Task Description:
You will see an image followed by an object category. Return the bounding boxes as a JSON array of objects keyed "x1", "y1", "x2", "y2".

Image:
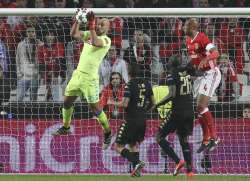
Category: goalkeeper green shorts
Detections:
[{"x1": 64, "y1": 70, "x2": 99, "y2": 103}]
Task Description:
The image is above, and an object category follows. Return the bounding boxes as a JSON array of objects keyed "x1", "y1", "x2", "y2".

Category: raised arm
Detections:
[
  {"x1": 87, "y1": 11, "x2": 110, "y2": 47},
  {"x1": 70, "y1": 21, "x2": 84, "y2": 41}
]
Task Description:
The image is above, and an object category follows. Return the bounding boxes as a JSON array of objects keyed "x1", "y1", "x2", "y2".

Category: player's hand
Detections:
[
  {"x1": 86, "y1": 11, "x2": 95, "y2": 30},
  {"x1": 73, "y1": 8, "x2": 80, "y2": 22},
  {"x1": 107, "y1": 99, "x2": 114, "y2": 105},
  {"x1": 86, "y1": 11, "x2": 95, "y2": 22}
]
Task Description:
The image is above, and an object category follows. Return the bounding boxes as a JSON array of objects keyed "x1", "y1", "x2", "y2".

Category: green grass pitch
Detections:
[{"x1": 0, "y1": 175, "x2": 249, "y2": 181}]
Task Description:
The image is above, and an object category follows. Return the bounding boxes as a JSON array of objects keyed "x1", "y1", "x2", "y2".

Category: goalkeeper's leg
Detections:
[
  {"x1": 90, "y1": 102, "x2": 111, "y2": 150},
  {"x1": 53, "y1": 96, "x2": 77, "y2": 135}
]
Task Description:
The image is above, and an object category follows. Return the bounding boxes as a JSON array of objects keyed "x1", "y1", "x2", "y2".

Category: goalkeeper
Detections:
[{"x1": 53, "y1": 10, "x2": 112, "y2": 150}]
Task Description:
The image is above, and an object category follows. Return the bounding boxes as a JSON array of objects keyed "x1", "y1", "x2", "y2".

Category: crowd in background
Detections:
[
  {"x1": 1, "y1": 0, "x2": 250, "y2": 8},
  {"x1": 0, "y1": 1, "x2": 250, "y2": 118}
]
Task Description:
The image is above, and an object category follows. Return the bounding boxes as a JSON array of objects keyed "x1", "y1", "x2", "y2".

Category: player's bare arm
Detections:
[
  {"x1": 198, "y1": 46, "x2": 219, "y2": 70},
  {"x1": 87, "y1": 11, "x2": 110, "y2": 47},
  {"x1": 70, "y1": 20, "x2": 84, "y2": 40}
]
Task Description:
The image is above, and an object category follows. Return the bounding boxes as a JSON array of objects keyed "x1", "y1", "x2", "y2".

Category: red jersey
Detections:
[
  {"x1": 186, "y1": 32, "x2": 213, "y2": 70},
  {"x1": 100, "y1": 84, "x2": 125, "y2": 119},
  {"x1": 37, "y1": 42, "x2": 65, "y2": 82}
]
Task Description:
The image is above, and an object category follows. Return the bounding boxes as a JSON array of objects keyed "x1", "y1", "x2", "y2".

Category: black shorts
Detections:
[
  {"x1": 115, "y1": 119, "x2": 146, "y2": 145},
  {"x1": 158, "y1": 110, "x2": 194, "y2": 138}
]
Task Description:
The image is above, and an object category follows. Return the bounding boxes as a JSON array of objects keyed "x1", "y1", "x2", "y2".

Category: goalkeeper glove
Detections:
[{"x1": 86, "y1": 11, "x2": 95, "y2": 30}]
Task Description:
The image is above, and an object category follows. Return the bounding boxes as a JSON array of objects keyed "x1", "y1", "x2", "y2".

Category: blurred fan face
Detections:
[
  {"x1": 16, "y1": 0, "x2": 27, "y2": 8},
  {"x1": 133, "y1": 30, "x2": 144, "y2": 44},
  {"x1": 107, "y1": 47, "x2": 117, "y2": 59},
  {"x1": 81, "y1": 0, "x2": 94, "y2": 8},
  {"x1": 96, "y1": 18, "x2": 110, "y2": 36},
  {"x1": 55, "y1": 0, "x2": 66, "y2": 8},
  {"x1": 26, "y1": 28, "x2": 36, "y2": 40},
  {"x1": 199, "y1": 0, "x2": 209, "y2": 7},
  {"x1": 35, "y1": 0, "x2": 45, "y2": 8},
  {"x1": 111, "y1": 73, "x2": 121, "y2": 87},
  {"x1": 25, "y1": 16, "x2": 37, "y2": 27},
  {"x1": 46, "y1": 33, "x2": 55, "y2": 45},
  {"x1": 228, "y1": 18, "x2": 237, "y2": 28}
]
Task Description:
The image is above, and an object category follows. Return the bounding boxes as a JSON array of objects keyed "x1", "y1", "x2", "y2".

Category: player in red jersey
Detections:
[{"x1": 184, "y1": 18, "x2": 221, "y2": 153}]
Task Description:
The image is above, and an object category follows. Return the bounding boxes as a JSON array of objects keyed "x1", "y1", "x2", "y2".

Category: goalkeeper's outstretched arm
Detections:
[
  {"x1": 87, "y1": 11, "x2": 110, "y2": 47},
  {"x1": 70, "y1": 21, "x2": 83, "y2": 40}
]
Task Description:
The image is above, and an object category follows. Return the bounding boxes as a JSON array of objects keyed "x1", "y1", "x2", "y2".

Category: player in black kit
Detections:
[
  {"x1": 152, "y1": 55, "x2": 194, "y2": 178},
  {"x1": 115, "y1": 63, "x2": 155, "y2": 177}
]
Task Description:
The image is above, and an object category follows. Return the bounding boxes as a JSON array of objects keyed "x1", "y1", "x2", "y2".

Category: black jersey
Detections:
[
  {"x1": 166, "y1": 69, "x2": 193, "y2": 111},
  {"x1": 124, "y1": 78, "x2": 153, "y2": 119}
]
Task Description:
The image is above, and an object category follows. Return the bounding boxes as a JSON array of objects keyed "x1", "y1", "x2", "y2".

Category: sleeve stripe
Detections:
[{"x1": 206, "y1": 43, "x2": 216, "y2": 51}]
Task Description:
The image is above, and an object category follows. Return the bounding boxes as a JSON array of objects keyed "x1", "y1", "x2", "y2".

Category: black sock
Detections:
[
  {"x1": 181, "y1": 142, "x2": 192, "y2": 172},
  {"x1": 131, "y1": 152, "x2": 139, "y2": 169},
  {"x1": 159, "y1": 139, "x2": 180, "y2": 164},
  {"x1": 121, "y1": 148, "x2": 139, "y2": 165}
]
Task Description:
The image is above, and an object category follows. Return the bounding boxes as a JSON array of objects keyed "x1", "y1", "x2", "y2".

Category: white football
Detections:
[{"x1": 76, "y1": 9, "x2": 89, "y2": 24}]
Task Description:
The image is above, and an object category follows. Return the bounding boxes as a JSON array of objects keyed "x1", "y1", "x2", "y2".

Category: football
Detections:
[{"x1": 76, "y1": 9, "x2": 89, "y2": 24}]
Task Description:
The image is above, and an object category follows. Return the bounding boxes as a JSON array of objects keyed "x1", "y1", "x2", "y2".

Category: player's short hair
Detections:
[
  {"x1": 128, "y1": 63, "x2": 140, "y2": 78},
  {"x1": 167, "y1": 54, "x2": 182, "y2": 69},
  {"x1": 185, "y1": 18, "x2": 199, "y2": 30}
]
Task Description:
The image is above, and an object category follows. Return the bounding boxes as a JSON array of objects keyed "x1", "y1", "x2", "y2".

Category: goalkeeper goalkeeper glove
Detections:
[{"x1": 86, "y1": 11, "x2": 95, "y2": 30}]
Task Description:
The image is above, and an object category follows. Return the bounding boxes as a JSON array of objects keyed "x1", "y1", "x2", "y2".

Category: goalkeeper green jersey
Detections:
[
  {"x1": 153, "y1": 85, "x2": 172, "y2": 119},
  {"x1": 77, "y1": 31, "x2": 111, "y2": 79}
]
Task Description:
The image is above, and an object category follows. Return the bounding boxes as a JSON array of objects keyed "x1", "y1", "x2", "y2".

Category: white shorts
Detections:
[{"x1": 193, "y1": 67, "x2": 221, "y2": 98}]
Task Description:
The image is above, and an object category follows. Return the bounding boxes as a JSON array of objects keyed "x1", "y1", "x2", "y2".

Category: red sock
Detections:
[
  {"x1": 202, "y1": 111, "x2": 217, "y2": 139},
  {"x1": 198, "y1": 115, "x2": 210, "y2": 143}
]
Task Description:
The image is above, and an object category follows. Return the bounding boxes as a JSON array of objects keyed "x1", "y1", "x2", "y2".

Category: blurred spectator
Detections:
[
  {"x1": 16, "y1": 27, "x2": 40, "y2": 101},
  {"x1": 197, "y1": 0, "x2": 209, "y2": 7},
  {"x1": 217, "y1": 0, "x2": 236, "y2": 7},
  {"x1": 35, "y1": 0, "x2": 46, "y2": 8},
  {"x1": 100, "y1": 72, "x2": 125, "y2": 119},
  {"x1": 37, "y1": 31, "x2": 65, "y2": 101},
  {"x1": 217, "y1": 54, "x2": 241, "y2": 102},
  {"x1": 124, "y1": 29, "x2": 152, "y2": 79},
  {"x1": 0, "y1": 65, "x2": 10, "y2": 105},
  {"x1": 236, "y1": 0, "x2": 246, "y2": 7},
  {"x1": 203, "y1": 20, "x2": 227, "y2": 55},
  {"x1": 218, "y1": 18, "x2": 246, "y2": 73},
  {"x1": 54, "y1": 0, "x2": 66, "y2": 8},
  {"x1": 109, "y1": 17, "x2": 123, "y2": 54},
  {"x1": 134, "y1": 0, "x2": 191, "y2": 8},
  {"x1": 0, "y1": 39, "x2": 11, "y2": 104},
  {"x1": 158, "y1": 18, "x2": 182, "y2": 71},
  {"x1": 0, "y1": 0, "x2": 16, "y2": 8},
  {"x1": 0, "y1": 39, "x2": 9, "y2": 78},
  {"x1": 0, "y1": 15, "x2": 26, "y2": 86},
  {"x1": 16, "y1": 0, "x2": 27, "y2": 8},
  {"x1": 106, "y1": 1, "x2": 115, "y2": 8},
  {"x1": 99, "y1": 45, "x2": 128, "y2": 90},
  {"x1": 113, "y1": 0, "x2": 134, "y2": 8},
  {"x1": 163, "y1": 0, "x2": 192, "y2": 7},
  {"x1": 78, "y1": 0, "x2": 95, "y2": 8}
]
